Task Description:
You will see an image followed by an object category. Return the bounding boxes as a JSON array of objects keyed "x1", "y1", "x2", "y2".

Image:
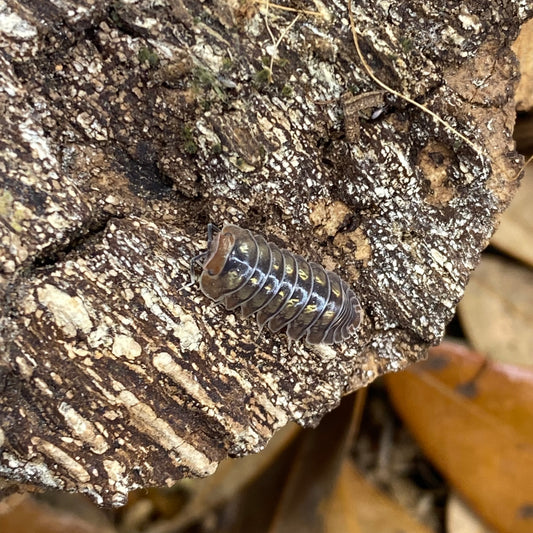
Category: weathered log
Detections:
[{"x1": 0, "y1": 0, "x2": 530, "y2": 505}]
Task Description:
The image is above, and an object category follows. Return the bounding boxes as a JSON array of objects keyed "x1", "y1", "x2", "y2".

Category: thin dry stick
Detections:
[
  {"x1": 270, "y1": 14, "x2": 300, "y2": 82},
  {"x1": 264, "y1": 1, "x2": 301, "y2": 83},
  {"x1": 518, "y1": 154, "x2": 533, "y2": 175},
  {"x1": 264, "y1": 0, "x2": 276, "y2": 45},
  {"x1": 347, "y1": 0, "x2": 485, "y2": 158},
  {"x1": 352, "y1": 386, "x2": 368, "y2": 441},
  {"x1": 254, "y1": 0, "x2": 323, "y2": 18}
]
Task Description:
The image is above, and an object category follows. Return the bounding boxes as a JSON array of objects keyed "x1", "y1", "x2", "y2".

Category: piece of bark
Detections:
[{"x1": 0, "y1": 0, "x2": 530, "y2": 506}]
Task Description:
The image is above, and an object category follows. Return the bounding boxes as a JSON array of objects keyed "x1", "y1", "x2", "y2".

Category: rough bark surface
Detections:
[{"x1": 0, "y1": 0, "x2": 530, "y2": 506}]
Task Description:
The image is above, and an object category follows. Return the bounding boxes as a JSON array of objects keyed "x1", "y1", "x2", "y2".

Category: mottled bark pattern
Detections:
[{"x1": 0, "y1": 0, "x2": 530, "y2": 505}]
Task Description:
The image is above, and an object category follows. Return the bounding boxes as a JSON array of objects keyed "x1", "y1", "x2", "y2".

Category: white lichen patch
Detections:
[
  {"x1": 34, "y1": 377, "x2": 54, "y2": 397},
  {"x1": 430, "y1": 248, "x2": 447, "y2": 267},
  {"x1": 18, "y1": 118, "x2": 56, "y2": 164},
  {"x1": 458, "y1": 6, "x2": 482, "y2": 33},
  {"x1": 21, "y1": 292, "x2": 37, "y2": 314},
  {"x1": 103, "y1": 459, "x2": 126, "y2": 485},
  {"x1": 191, "y1": 42, "x2": 225, "y2": 72},
  {"x1": 58, "y1": 402, "x2": 109, "y2": 454},
  {"x1": 15, "y1": 356, "x2": 35, "y2": 379},
  {"x1": 37, "y1": 284, "x2": 93, "y2": 337},
  {"x1": 32, "y1": 437, "x2": 91, "y2": 483},
  {"x1": 87, "y1": 324, "x2": 111, "y2": 348},
  {"x1": 111, "y1": 334, "x2": 142, "y2": 360},
  {"x1": 307, "y1": 59, "x2": 342, "y2": 100},
  {"x1": 173, "y1": 314, "x2": 202, "y2": 351},
  {"x1": 46, "y1": 211, "x2": 69, "y2": 230},
  {"x1": 75, "y1": 111, "x2": 108, "y2": 141},
  {"x1": 309, "y1": 343, "x2": 337, "y2": 362},
  {"x1": 1, "y1": 453, "x2": 64, "y2": 490},
  {"x1": 0, "y1": 3, "x2": 37, "y2": 40}
]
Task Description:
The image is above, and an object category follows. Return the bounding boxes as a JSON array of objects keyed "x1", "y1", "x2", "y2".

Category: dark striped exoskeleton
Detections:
[{"x1": 193, "y1": 224, "x2": 362, "y2": 345}]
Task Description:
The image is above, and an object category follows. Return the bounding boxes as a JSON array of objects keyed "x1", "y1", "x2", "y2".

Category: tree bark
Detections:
[{"x1": 0, "y1": 0, "x2": 530, "y2": 506}]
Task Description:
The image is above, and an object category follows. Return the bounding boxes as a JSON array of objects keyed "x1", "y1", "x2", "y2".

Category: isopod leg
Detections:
[
  {"x1": 255, "y1": 320, "x2": 266, "y2": 343},
  {"x1": 189, "y1": 252, "x2": 208, "y2": 283},
  {"x1": 207, "y1": 222, "x2": 221, "y2": 246}
]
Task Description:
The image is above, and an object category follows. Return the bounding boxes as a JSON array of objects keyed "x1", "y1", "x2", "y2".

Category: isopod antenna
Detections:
[{"x1": 188, "y1": 223, "x2": 221, "y2": 284}]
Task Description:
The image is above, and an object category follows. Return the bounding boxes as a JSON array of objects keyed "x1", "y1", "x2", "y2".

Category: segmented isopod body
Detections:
[{"x1": 196, "y1": 224, "x2": 361, "y2": 345}]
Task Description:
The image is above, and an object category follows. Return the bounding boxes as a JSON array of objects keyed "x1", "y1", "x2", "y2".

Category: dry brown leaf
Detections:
[
  {"x1": 420, "y1": 342, "x2": 533, "y2": 441},
  {"x1": 322, "y1": 465, "x2": 363, "y2": 533},
  {"x1": 268, "y1": 393, "x2": 362, "y2": 533},
  {"x1": 491, "y1": 165, "x2": 533, "y2": 267},
  {"x1": 458, "y1": 254, "x2": 533, "y2": 367},
  {"x1": 385, "y1": 342, "x2": 533, "y2": 533},
  {"x1": 0, "y1": 493, "x2": 115, "y2": 533},
  {"x1": 326, "y1": 460, "x2": 434, "y2": 533}
]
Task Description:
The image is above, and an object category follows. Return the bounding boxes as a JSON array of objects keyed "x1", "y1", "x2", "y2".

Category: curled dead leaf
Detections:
[{"x1": 385, "y1": 342, "x2": 533, "y2": 533}]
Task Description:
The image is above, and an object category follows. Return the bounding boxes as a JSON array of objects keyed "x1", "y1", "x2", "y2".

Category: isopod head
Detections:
[{"x1": 199, "y1": 225, "x2": 258, "y2": 301}]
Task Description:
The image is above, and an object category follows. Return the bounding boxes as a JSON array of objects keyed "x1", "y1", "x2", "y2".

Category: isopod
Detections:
[{"x1": 192, "y1": 224, "x2": 361, "y2": 345}]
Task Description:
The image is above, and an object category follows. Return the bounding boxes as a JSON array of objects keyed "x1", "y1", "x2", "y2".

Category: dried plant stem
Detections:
[
  {"x1": 264, "y1": 1, "x2": 301, "y2": 83},
  {"x1": 518, "y1": 154, "x2": 533, "y2": 176},
  {"x1": 254, "y1": 0, "x2": 323, "y2": 18},
  {"x1": 347, "y1": 0, "x2": 485, "y2": 158}
]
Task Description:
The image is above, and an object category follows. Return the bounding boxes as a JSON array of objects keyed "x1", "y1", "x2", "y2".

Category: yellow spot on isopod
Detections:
[
  {"x1": 322, "y1": 310, "x2": 335, "y2": 320},
  {"x1": 299, "y1": 269, "x2": 309, "y2": 280}
]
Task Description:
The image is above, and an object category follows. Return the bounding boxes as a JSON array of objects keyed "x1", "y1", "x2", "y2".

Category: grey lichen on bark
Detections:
[{"x1": 0, "y1": 0, "x2": 530, "y2": 506}]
